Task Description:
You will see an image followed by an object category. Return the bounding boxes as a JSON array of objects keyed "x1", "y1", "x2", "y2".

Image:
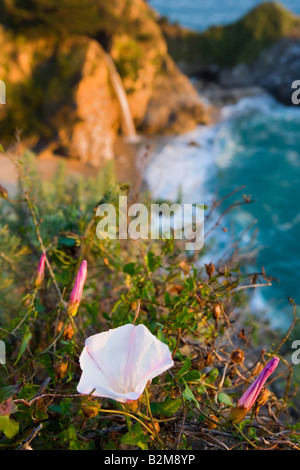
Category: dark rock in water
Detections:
[
  {"x1": 193, "y1": 80, "x2": 267, "y2": 108},
  {"x1": 141, "y1": 56, "x2": 212, "y2": 135},
  {"x1": 219, "y1": 39, "x2": 300, "y2": 105}
]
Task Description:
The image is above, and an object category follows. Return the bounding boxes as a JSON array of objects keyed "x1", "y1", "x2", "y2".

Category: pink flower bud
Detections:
[
  {"x1": 68, "y1": 260, "x2": 87, "y2": 316},
  {"x1": 238, "y1": 357, "x2": 279, "y2": 409},
  {"x1": 230, "y1": 357, "x2": 279, "y2": 423},
  {"x1": 35, "y1": 254, "x2": 46, "y2": 288}
]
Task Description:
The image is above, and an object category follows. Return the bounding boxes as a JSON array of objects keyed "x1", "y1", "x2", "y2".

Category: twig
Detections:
[{"x1": 17, "y1": 424, "x2": 43, "y2": 450}]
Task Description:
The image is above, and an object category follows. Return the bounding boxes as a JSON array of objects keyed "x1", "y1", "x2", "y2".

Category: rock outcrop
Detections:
[
  {"x1": 160, "y1": 2, "x2": 300, "y2": 106},
  {"x1": 161, "y1": 2, "x2": 300, "y2": 71},
  {"x1": 142, "y1": 55, "x2": 209, "y2": 134},
  {"x1": 0, "y1": 0, "x2": 211, "y2": 166},
  {"x1": 219, "y1": 38, "x2": 300, "y2": 105}
]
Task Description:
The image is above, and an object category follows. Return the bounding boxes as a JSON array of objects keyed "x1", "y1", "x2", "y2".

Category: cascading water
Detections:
[{"x1": 105, "y1": 53, "x2": 139, "y2": 143}]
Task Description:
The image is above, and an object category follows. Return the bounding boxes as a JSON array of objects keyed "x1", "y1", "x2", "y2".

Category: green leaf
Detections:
[
  {"x1": 123, "y1": 263, "x2": 136, "y2": 275},
  {"x1": 182, "y1": 379, "x2": 199, "y2": 408},
  {"x1": 111, "y1": 300, "x2": 122, "y2": 314},
  {"x1": 151, "y1": 397, "x2": 181, "y2": 417},
  {"x1": 0, "y1": 415, "x2": 19, "y2": 439},
  {"x1": 177, "y1": 357, "x2": 192, "y2": 378},
  {"x1": 120, "y1": 422, "x2": 148, "y2": 450},
  {"x1": 67, "y1": 425, "x2": 81, "y2": 450},
  {"x1": 176, "y1": 307, "x2": 195, "y2": 325},
  {"x1": 184, "y1": 369, "x2": 201, "y2": 382},
  {"x1": 18, "y1": 383, "x2": 37, "y2": 401},
  {"x1": 217, "y1": 393, "x2": 235, "y2": 407},
  {"x1": 206, "y1": 368, "x2": 219, "y2": 384},
  {"x1": 164, "y1": 292, "x2": 171, "y2": 306},
  {"x1": 196, "y1": 384, "x2": 206, "y2": 395},
  {"x1": 0, "y1": 385, "x2": 19, "y2": 403},
  {"x1": 248, "y1": 426, "x2": 258, "y2": 442},
  {"x1": 146, "y1": 252, "x2": 161, "y2": 273},
  {"x1": 14, "y1": 327, "x2": 32, "y2": 365}
]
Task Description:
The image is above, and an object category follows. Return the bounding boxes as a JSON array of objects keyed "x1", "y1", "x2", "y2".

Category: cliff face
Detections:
[
  {"x1": 219, "y1": 38, "x2": 300, "y2": 104},
  {"x1": 0, "y1": 0, "x2": 211, "y2": 165},
  {"x1": 160, "y1": 1, "x2": 300, "y2": 105},
  {"x1": 162, "y1": 2, "x2": 300, "y2": 69},
  {"x1": 0, "y1": 31, "x2": 118, "y2": 165}
]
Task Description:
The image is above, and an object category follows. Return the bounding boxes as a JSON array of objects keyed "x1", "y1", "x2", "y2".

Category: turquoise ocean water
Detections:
[
  {"x1": 145, "y1": 94, "x2": 300, "y2": 327},
  {"x1": 145, "y1": 1, "x2": 300, "y2": 327}
]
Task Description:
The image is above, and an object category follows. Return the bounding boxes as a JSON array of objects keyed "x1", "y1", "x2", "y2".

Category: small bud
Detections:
[
  {"x1": 179, "y1": 261, "x2": 189, "y2": 271},
  {"x1": 0, "y1": 184, "x2": 8, "y2": 199},
  {"x1": 205, "y1": 263, "x2": 215, "y2": 279},
  {"x1": 256, "y1": 387, "x2": 270, "y2": 407},
  {"x1": 251, "y1": 361, "x2": 264, "y2": 377},
  {"x1": 171, "y1": 389, "x2": 181, "y2": 399},
  {"x1": 205, "y1": 414, "x2": 218, "y2": 429},
  {"x1": 169, "y1": 284, "x2": 183, "y2": 294},
  {"x1": 124, "y1": 400, "x2": 139, "y2": 413},
  {"x1": 35, "y1": 254, "x2": 46, "y2": 288},
  {"x1": 148, "y1": 421, "x2": 160, "y2": 435},
  {"x1": 230, "y1": 348, "x2": 245, "y2": 364},
  {"x1": 55, "y1": 361, "x2": 68, "y2": 379},
  {"x1": 212, "y1": 304, "x2": 221, "y2": 321},
  {"x1": 56, "y1": 321, "x2": 64, "y2": 334},
  {"x1": 63, "y1": 322, "x2": 75, "y2": 340},
  {"x1": 229, "y1": 357, "x2": 280, "y2": 423},
  {"x1": 81, "y1": 401, "x2": 100, "y2": 419},
  {"x1": 205, "y1": 351, "x2": 214, "y2": 366},
  {"x1": 229, "y1": 364, "x2": 237, "y2": 379},
  {"x1": 68, "y1": 260, "x2": 87, "y2": 317}
]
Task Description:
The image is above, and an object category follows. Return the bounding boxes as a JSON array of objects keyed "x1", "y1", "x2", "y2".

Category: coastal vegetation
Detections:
[
  {"x1": 0, "y1": 0, "x2": 299, "y2": 451},
  {"x1": 0, "y1": 152, "x2": 299, "y2": 450}
]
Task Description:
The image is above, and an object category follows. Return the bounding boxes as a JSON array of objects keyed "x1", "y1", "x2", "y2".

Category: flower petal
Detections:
[
  {"x1": 84, "y1": 324, "x2": 136, "y2": 394},
  {"x1": 77, "y1": 324, "x2": 174, "y2": 403},
  {"x1": 124, "y1": 324, "x2": 174, "y2": 393},
  {"x1": 77, "y1": 344, "x2": 141, "y2": 403}
]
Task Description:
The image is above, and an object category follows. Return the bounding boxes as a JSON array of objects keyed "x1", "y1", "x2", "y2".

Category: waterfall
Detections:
[
  {"x1": 0, "y1": 80, "x2": 6, "y2": 105},
  {"x1": 104, "y1": 53, "x2": 139, "y2": 143}
]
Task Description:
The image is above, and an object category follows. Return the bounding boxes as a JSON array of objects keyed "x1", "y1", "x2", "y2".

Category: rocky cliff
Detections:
[
  {"x1": 219, "y1": 38, "x2": 300, "y2": 105},
  {"x1": 162, "y1": 2, "x2": 300, "y2": 69},
  {"x1": 161, "y1": 1, "x2": 300, "y2": 105},
  {"x1": 0, "y1": 0, "x2": 211, "y2": 166}
]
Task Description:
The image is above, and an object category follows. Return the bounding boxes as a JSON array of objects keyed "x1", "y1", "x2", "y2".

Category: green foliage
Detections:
[
  {"x1": 120, "y1": 422, "x2": 149, "y2": 450},
  {"x1": 113, "y1": 37, "x2": 142, "y2": 81},
  {"x1": 0, "y1": 415, "x2": 19, "y2": 439},
  {"x1": 0, "y1": 152, "x2": 298, "y2": 450},
  {"x1": 1, "y1": 41, "x2": 88, "y2": 143},
  {"x1": 0, "y1": 0, "x2": 103, "y2": 38},
  {"x1": 164, "y1": 2, "x2": 300, "y2": 67},
  {"x1": 0, "y1": 0, "x2": 146, "y2": 41}
]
